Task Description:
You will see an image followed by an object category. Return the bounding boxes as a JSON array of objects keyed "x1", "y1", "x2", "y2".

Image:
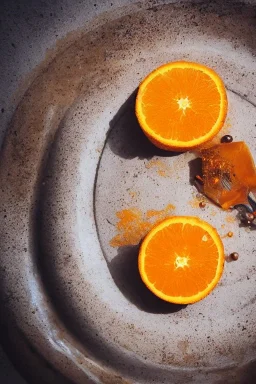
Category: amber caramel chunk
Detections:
[{"x1": 201, "y1": 142, "x2": 256, "y2": 209}]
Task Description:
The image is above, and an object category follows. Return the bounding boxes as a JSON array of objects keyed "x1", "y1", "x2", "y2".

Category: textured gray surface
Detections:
[
  {"x1": 0, "y1": 1, "x2": 255, "y2": 383},
  {"x1": 0, "y1": 0, "x2": 140, "y2": 146},
  {"x1": 0, "y1": 345, "x2": 27, "y2": 384}
]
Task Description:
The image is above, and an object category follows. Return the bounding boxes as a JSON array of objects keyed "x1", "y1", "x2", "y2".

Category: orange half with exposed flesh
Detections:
[
  {"x1": 136, "y1": 61, "x2": 228, "y2": 151},
  {"x1": 139, "y1": 216, "x2": 224, "y2": 304}
]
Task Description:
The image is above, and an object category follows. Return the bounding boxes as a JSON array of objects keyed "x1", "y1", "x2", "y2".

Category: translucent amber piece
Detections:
[{"x1": 201, "y1": 142, "x2": 256, "y2": 209}]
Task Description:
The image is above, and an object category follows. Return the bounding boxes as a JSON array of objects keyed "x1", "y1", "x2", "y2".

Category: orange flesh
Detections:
[
  {"x1": 201, "y1": 142, "x2": 256, "y2": 209},
  {"x1": 139, "y1": 217, "x2": 224, "y2": 304},
  {"x1": 142, "y1": 69, "x2": 221, "y2": 140},
  {"x1": 136, "y1": 62, "x2": 227, "y2": 150}
]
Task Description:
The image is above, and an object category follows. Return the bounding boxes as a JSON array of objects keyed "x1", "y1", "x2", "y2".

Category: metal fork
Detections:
[{"x1": 196, "y1": 172, "x2": 256, "y2": 226}]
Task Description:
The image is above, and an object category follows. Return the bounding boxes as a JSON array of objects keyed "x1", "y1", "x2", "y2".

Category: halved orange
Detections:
[
  {"x1": 135, "y1": 61, "x2": 228, "y2": 151},
  {"x1": 139, "y1": 216, "x2": 224, "y2": 304}
]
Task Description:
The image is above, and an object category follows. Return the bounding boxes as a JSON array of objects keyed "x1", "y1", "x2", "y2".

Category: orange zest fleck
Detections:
[
  {"x1": 145, "y1": 159, "x2": 172, "y2": 178},
  {"x1": 129, "y1": 190, "x2": 137, "y2": 199},
  {"x1": 225, "y1": 214, "x2": 236, "y2": 224}
]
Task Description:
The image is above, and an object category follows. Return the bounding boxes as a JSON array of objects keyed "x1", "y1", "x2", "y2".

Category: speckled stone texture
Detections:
[{"x1": 0, "y1": 1, "x2": 256, "y2": 383}]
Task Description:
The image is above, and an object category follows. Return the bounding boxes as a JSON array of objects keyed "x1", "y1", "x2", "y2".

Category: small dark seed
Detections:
[
  {"x1": 221, "y1": 135, "x2": 233, "y2": 143},
  {"x1": 199, "y1": 201, "x2": 206, "y2": 208},
  {"x1": 230, "y1": 252, "x2": 239, "y2": 261}
]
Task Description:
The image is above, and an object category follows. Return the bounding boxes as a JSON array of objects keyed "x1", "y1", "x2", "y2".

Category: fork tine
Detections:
[{"x1": 221, "y1": 174, "x2": 232, "y2": 191}]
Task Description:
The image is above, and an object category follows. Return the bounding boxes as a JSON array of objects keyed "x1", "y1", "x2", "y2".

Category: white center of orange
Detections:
[
  {"x1": 202, "y1": 234, "x2": 208, "y2": 242},
  {"x1": 177, "y1": 97, "x2": 191, "y2": 112},
  {"x1": 174, "y1": 255, "x2": 190, "y2": 269}
]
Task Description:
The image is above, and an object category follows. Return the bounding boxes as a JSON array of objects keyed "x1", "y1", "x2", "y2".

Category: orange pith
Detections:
[
  {"x1": 135, "y1": 61, "x2": 228, "y2": 151},
  {"x1": 139, "y1": 216, "x2": 224, "y2": 304}
]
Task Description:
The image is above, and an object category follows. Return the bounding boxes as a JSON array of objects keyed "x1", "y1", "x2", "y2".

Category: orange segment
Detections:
[
  {"x1": 139, "y1": 216, "x2": 224, "y2": 304},
  {"x1": 136, "y1": 61, "x2": 228, "y2": 151}
]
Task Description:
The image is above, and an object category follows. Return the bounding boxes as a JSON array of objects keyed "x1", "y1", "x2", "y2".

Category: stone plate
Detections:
[{"x1": 0, "y1": 1, "x2": 255, "y2": 383}]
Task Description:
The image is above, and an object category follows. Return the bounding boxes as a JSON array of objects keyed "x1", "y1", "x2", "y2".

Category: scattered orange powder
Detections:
[
  {"x1": 158, "y1": 169, "x2": 167, "y2": 177},
  {"x1": 189, "y1": 197, "x2": 200, "y2": 208},
  {"x1": 110, "y1": 204, "x2": 175, "y2": 247},
  {"x1": 146, "y1": 204, "x2": 175, "y2": 219},
  {"x1": 225, "y1": 214, "x2": 236, "y2": 224},
  {"x1": 188, "y1": 194, "x2": 207, "y2": 209},
  {"x1": 145, "y1": 159, "x2": 172, "y2": 178},
  {"x1": 223, "y1": 118, "x2": 231, "y2": 131}
]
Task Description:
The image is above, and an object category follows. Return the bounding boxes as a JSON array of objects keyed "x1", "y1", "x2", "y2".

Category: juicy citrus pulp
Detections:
[
  {"x1": 139, "y1": 216, "x2": 224, "y2": 304},
  {"x1": 136, "y1": 61, "x2": 228, "y2": 151}
]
